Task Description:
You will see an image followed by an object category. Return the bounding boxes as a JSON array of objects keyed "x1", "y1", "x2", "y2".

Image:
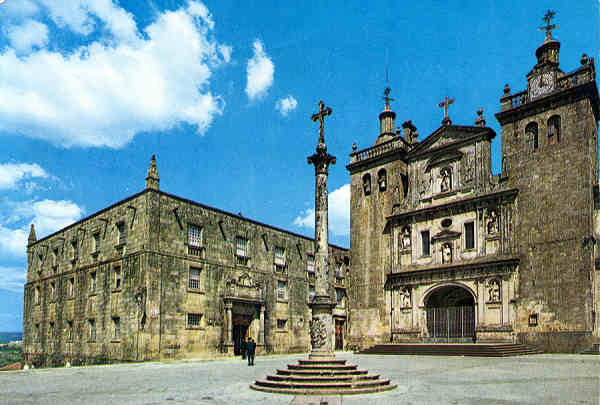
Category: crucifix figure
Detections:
[
  {"x1": 438, "y1": 96, "x2": 455, "y2": 126},
  {"x1": 311, "y1": 101, "x2": 332, "y2": 147},
  {"x1": 539, "y1": 10, "x2": 558, "y2": 41}
]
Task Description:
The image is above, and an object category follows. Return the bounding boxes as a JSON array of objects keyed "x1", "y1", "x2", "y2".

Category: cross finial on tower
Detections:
[
  {"x1": 145, "y1": 155, "x2": 160, "y2": 191},
  {"x1": 438, "y1": 96, "x2": 455, "y2": 126},
  {"x1": 539, "y1": 10, "x2": 558, "y2": 41},
  {"x1": 382, "y1": 87, "x2": 394, "y2": 110},
  {"x1": 311, "y1": 101, "x2": 332, "y2": 150}
]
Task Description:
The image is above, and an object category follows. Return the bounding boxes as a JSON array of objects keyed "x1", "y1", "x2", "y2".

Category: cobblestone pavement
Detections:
[{"x1": 0, "y1": 352, "x2": 598, "y2": 405}]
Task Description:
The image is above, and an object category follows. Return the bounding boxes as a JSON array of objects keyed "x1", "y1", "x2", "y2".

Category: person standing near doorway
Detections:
[
  {"x1": 247, "y1": 337, "x2": 256, "y2": 366},
  {"x1": 241, "y1": 337, "x2": 247, "y2": 360}
]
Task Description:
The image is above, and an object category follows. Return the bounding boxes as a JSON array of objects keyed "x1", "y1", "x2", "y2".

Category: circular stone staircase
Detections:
[{"x1": 250, "y1": 358, "x2": 396, "y2": 395}]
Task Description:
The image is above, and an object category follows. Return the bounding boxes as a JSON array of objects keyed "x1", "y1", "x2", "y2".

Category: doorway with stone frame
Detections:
[{"x1": 424, "y1": 285, "x2": 476, "y2": 343}]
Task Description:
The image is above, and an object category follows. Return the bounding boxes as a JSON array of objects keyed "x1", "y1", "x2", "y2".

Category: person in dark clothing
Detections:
[
  {"x1": 247, "y1": 337, "x2": 256, "y2": 366},
  {"x1": 241, "y1": 338, "x2": 247, "y2": 360}
]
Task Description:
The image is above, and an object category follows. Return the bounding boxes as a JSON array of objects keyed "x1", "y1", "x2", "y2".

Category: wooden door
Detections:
[{"x1": 335, "y1": 320, "x2": 344, "y2": 350}]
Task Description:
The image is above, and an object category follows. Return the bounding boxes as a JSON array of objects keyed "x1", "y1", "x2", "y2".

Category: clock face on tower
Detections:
[{"x1": 529, "y1": 72, "x2": 555, "y2": 100}]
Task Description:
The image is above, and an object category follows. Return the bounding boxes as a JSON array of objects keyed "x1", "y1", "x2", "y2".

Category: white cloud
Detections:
[
  {"x1": 0, "y1": 266, "x2": 27, "y2": 293},
  {"x1": 294, "y1": 184, "x2": 350, "y2": 237},
  {"x1": 0, "y1": 163, "x2": 48, "y2": 190},
  {"x1": 0, "y1": 1, "x2": 230, "y2": 148},
  {"x1": 6, "y1": 19, "x2": 49, "y2": 53},
  {"x1": 275, "y1": 95, "x2": 298, "y2": 116},
  {"x1": 245, "y1": 39, "x2": 274, "y2": 101},
  {"x1": 0, "y1": 199, "x2": 84, "y2": 259}
]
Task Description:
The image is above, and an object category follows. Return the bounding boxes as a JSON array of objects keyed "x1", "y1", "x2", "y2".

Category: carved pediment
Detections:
[
  {"x1": 225, "y1": 272, "x2": 264, "y2": 302},
  {"x1": 408, "y1": 125, "x2": 494, "y2": 159},
  {"x1": 431, "y1": 229, "x2": 461, "y2": 242},
  {"x1": 425, "y1": 150, "x2": 463, "y2": 172}
]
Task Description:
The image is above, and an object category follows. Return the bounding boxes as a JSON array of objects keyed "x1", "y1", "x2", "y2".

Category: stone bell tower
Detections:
[{"x1": 495, "y1": 10, "x2": 600, "y2": 351}]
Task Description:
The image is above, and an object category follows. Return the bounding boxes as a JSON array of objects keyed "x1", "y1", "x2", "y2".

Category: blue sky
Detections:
[{"x1": 0, "y1": 1, "x2": 597, "y2": 332}]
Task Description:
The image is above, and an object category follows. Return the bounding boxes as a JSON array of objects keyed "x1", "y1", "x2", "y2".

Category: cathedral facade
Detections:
[
  {"x1": 22, "y1": 157, "x2": 349, "y2": 367},
  {"x1": 346, "y1": 22, "x2": 600, "y2": 352}
]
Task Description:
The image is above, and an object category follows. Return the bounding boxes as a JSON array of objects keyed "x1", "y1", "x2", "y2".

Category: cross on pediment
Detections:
[
  {"x1": 311, "y1": 101, "x2": 332, "y2": 146},
  {"x1": 438, "y1": 96, "x2": 455, "y2": 126},
  {"x1": 539, "y1": 10, "x2": 558, "y2": 41}
]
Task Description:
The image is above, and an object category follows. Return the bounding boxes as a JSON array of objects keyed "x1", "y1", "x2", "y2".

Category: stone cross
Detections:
[
  {"x1": 539, "y1": 10, "x2": 558, "y2": 41},
  {"x1": 311, "y1": 101, "x2": 332, "y2": 146},
  {"x1": 438, "y1": 96, "x2": 455, "y2": 126}
]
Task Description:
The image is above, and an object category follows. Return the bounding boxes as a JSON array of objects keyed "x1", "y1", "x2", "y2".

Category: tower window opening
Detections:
[
  {"x1": 526, "y1": 122, "x2": 539, "y2": 150},
  {"x1": 548, "y1": 115, "x2": 561, "y2": 144}
]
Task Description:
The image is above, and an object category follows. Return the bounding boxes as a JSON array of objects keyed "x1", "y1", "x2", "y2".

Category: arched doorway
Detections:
[{"x1": 425, "y1": 285, "x2": 475, "y2": 342}]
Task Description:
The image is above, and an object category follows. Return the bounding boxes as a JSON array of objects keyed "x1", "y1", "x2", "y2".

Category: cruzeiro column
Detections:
[{"x1": 307, "y1": 101, "x2": 337, "y2": 360}]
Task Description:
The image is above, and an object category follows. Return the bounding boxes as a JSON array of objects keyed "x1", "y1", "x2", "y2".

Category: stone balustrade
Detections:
[{"x1": 349, "y1": 137, "x2": 404, "y2": 164}]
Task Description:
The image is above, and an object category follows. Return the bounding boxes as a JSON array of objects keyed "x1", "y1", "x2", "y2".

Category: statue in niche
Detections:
[
  {"x1": 378, "y1": 170, "x2": 387, "y2": 191},
  {"x1": 487, "y1": 279, "x2": 501, "y2": 302},
  {"x1": 400, "y1": 287, "x2": 411, "y2": 308},
  {"x1": 440, "y1": 167, "x2": 452, "y2": 192},
  {"x1": 487, "y1": 209, "x2": 499, "y2": 235},
  {"x1": 442, "y1": 243, "x2": 452, "y2": 263},
  {"x1": 401, "y1": 226, "x2": 411, "y2": 249},
  {"x1": 363, "y1": 174, "x2": 371, "y2": 196}
]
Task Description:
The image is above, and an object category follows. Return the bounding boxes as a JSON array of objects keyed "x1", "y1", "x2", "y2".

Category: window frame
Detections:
[
  {"x1": 274, "y1": 246, "x2": 286, "y2": 270},
  {"x1": 113, "y1": 266, "x2": 122, "y2": 290},
  {"x1": 187, "y1": 313, "x2": 203, "y2": 329},
  {"x1": 421, "y1": 230, "x2": 431, "y2": 257},
  {"x1": 117, "y1": 222, "x2": 126, "y2": 246},
  {"x1": 89, "y1": 319, "x2": 96, "y2": 342},
  {"x1": 464, "y1": 221, "x2": 475, "y2": 250},
  {"x1": 277, "y1": 280, "x2": 287, "y2": 301},
  {"x1": 90, "y1": 271, "x2": 97, "y2": 293},
  {"x1": 112, "y1": 317, "x2": 121, "y2": 341},
  {"x1": 188, "y1": 266, "x2": 202, "y2": 290},
  {"x1": 235, "y1": 236, "x2": 249, "y2": 265}
]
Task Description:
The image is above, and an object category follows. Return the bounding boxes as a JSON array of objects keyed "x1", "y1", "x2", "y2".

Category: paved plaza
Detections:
[{"x1": 0, "y1": 352, "x2": 598, "y2": 405}]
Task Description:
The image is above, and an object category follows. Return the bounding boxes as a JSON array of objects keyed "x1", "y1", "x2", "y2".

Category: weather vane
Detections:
[{"x1": 539, "y1": 10, "x2": 558, "y2": 41}]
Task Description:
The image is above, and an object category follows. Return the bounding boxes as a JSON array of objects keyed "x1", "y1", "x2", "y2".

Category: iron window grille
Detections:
[
  {"x1": 187, "y1": 313, "x2": 202, "y2": 328},
  {"x1": 277, "y1": 280, "x2": 287, "y2": 300},
  {"x1": 277, "y1": 319, "x2": 287, "y2": 329},
  {"x1": 235, "y1": 236, "x2": 249, "y2": 265},
  {"x1": 274, "y1": 246, "x2": 286, "y2": 270},
  {"x1": 189, "y1": 267, "x2": 201, "y2": 290}
]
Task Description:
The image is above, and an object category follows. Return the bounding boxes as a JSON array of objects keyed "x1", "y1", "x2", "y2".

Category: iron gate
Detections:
[{"x1": 426, "y1": 306, "x2": 475, "y2": 342}]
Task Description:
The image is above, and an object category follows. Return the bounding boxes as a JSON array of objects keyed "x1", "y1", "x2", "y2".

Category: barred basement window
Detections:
[
  {"x1": 274, "y1": 246, "x2": 286, "y2": 270},
  {"x1": 90, "y1": 271, "x2": 97, "y2": 292},
  {"x1": 117, "y1": 222, "x2": 126, "y2": 245},
  {"x1": 187, "y1": 313, "x2": 202, "y2": 328},
  {"x1": 277, "y1": 280, "x2": 287, "y2": 300},
  {"x1": 89, "y1": 319, "x2": 96, "y2": 342},
  {"x1": 189, "y1": 267, "x2": 201, "y2": 290},
  {"x1": 465, "y1": 222, "x2": 475, "y2": 250},
  {"x1": 277, "y1": 319, "x2": 287, "y2": 329},
  {"x1": 113, "y1": 317, "x2": 120, "y2": 340},
  {"x1": 235, "y1": 236, "x2": 249, "y2": 265},
  {"x1": 66, "y1": 321, "x2": 73, "y2": 342},
  {"x1": 114, "y1": 266, "x2": 122, "y2": 290}
]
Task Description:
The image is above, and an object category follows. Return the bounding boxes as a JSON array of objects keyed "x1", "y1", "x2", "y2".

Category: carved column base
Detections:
[{"x1": 309, "y1": 295, "x2": 336, "y2": 359}]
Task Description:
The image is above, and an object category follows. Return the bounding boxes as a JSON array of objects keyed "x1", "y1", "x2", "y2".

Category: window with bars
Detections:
[
  {"x1": 187, "y1": 313, "x2": 202, "y2": 328},
  {"x1": 235, "y1": 236, "x2": 249, "y2": 265},
  {"x1": 277, "y1": 280, "x2": 287, "y2": 300},
  {"x1": 277, "y1": 319, "x2": 287, "y2": 329},
  {"x1": 187, "y1": 225, "x2": 202, "y2": 247},
  {"x1": 189, "y1": 267, "x2": 201, "y2": 290},
  {"x1": 274, "y1": 246, "x2": 286, "y2": 270},
  {"x1": 89, "y1": 319, "x2": 96, "y2": 342},
  {"x1": 113, "y1": 317, "x2": 120, "y2": 340},
  {"x1": 114, "y1": 266, "x2": 122, "y2": 290},
  {"x1": 117, "y1": 222, "x2": 126, "y2": 245},
  {"x1": 307, "y1": 254, "x2": 315, "y2": 272},
  {"x1": 90, "y1": 271, "x2": 97, "y2": 292}
]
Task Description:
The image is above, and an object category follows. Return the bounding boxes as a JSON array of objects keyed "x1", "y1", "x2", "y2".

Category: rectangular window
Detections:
[
  {"x1": 72, "y1": 240, "x2": 78, "y2": 261},
  {"x1": 114, "y1": 266, "x2": 122, "y2": 290},
  {"x1": 90, "y1": 271, "x2": 97, "y2": 292},
  {"x1": 277, "y1": 319, "x2": 287, "y2": 329},
  {"x1": 421, "y1": 230, "x2": 430, "y2": 256},
  {"x1": 187, "y1": 313, "x2": 202, "y2": 328},
  {"x1": 68, "y1": 278, "x2": 74, "y2": 298},
  {"x1": 89, "y1": 319, "x2": 96, "y2": 342},
  {"x1": 93, "y1": 233, "x2": 100, "y2": 253},
  {"x1": 307, "y1": 254, "x2": 315, "y2": 272},
  {"x1": 117, "y1": 222, "x2": 126, "y2": 245},
  {"x1": 235, "y1": 236, "x2": 248, "y2": 265},
  {"x1": 277, "y1": 280, "x2": 287, "y2": 300},
  {"x1": 67, "y1": 321, "x2": 73, "y2": 342},
  {"x1": 274, "y1": 246, "x2": 286, "y2": 270},
  {"x1": 187, "y1": 225, "x2": 202, "y2": 247},
  {"x1": 309, "y1": 284, "x2": 315, "y2": 301},
  {"x1": 465, "y1": 222, "x2": 475, "y2": 250},
  {"x1": 112, "y1": 317, "x2": 120, "y2": 340},
  {"x1": 188, "y1": 267, "x2": 201, "y2": 290}
]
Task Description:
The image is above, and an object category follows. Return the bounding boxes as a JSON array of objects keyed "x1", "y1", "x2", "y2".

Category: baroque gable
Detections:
[{"x1": 408, "y1": 125, "x2": 494, "y2": 160}]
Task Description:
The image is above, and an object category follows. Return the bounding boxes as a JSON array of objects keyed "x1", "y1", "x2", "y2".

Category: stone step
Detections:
[
  {"x1": 287, "y1": 363, "x2": 358, "y2": 371},
  {"x1": 253, "y1": 377, "x2": 392, "y2": 390},
  {"x1": 298, "y1": 359, "x2": 347, "y2": 366},
  {"x1": 267, "y1": 374, "x2": 380, "y2": 382},
  {"x1": 276, "y1": 368, "x2": 369, "y2": 376},
  {"x1": 359, "y1": 343, "x2": 542, "y2": 357},
  {"x1": 249, "y1": 383, "x2": 397, "y2": 395}
]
